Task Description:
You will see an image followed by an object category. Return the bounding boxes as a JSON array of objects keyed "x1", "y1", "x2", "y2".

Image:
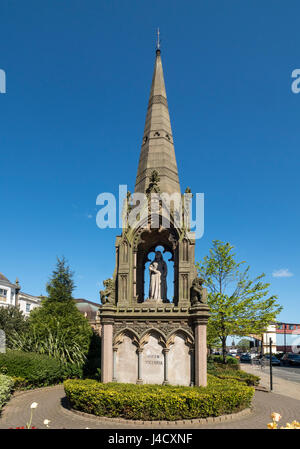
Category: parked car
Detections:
[
  {"x1": 240, "y1": 353, "x2": 252, "y2": 363},
  {"x1": 281, "y1": 353, "x2": 300, "y2": 366},
  {"x1": 263, "y1": 355, "x2": 281, "y2": 366}
]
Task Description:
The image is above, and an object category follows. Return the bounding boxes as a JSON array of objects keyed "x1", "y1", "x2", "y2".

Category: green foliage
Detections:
[
  {"x1": 0, "y1": 374, "x2": 14, "y2": 411},
  {"x1": 207, "y1": 364, "x2": 260, "y2": 386},
  {"x1": 82, "y1": 331, "x2": 101, "y2": 378},
  {"x1": 9, "y1": 323, "x2": 87, "y2": 366},
  {"x1": 237, "y1": 338, "x2": 251, "y2": 351},
  {"x1": 208, "y1": 354, "x2": 239, "y2": 365},
  {"x1": 46, "y1": 256, "x2": 75, "y2": 304},
  {"x1": 207, "y1": 321, "x2": 221, "y2": 349},
  {"x1": 24, "y1": 257, "x2": 93, "y2": 364},
  {"x1": 0, "y1": 351, "x2": 82, "y2": 388},
  {"x1": 196, "y1": 240, "x2": 282, "y2": 361},
  {"x1": 0, "y1": 306, "x2": 28, "y2": 348},
  {"x1": 64, "y1": 377, "x2": 254, "y2": 421}
]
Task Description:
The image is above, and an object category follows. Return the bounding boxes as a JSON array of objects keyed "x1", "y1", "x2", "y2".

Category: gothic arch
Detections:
[
  {"x1": 166, "y1": 329, "x2": 194, "y2": 349},
  {"x1": 139, "y1": 328, "x2": 167, "y2": 349},
  {"x1": 113, "y1": 328, "x2": 140, "y2": 348}
]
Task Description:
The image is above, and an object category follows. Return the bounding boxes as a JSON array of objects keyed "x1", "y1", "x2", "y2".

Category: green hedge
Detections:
[
  {"x1": 208, "y1": 366, "x2": 260, "y2": 386},
  {"x1": 64, "y1": 376, "x2": 254, "y2": 421},
  {"x1": 0, "y1": 374, "x2": 14, "y2": 412},
  {"x1": 208, "y1": 355, "x2": 239, "y2": 365},
  {"x1": 0, "y1": 351, "x2": 83, "y2": 389}
]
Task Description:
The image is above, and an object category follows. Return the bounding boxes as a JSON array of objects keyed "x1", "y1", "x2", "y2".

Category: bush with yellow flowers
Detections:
[{"x1": 64, "y1": 375, "x2": 254, "y2": 421}]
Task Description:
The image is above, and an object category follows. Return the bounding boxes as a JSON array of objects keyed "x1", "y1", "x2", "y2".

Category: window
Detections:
[
  {"x1": 26, "y1": 303, "x2": 31, "y2": 313},
  {"x1": 0, "y1": 289, "x2": 7, "y2": 301}
]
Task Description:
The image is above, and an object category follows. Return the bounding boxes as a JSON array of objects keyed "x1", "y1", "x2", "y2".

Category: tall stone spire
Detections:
[{"x1": 135, "y1": 46, "x2": 181, "y2": 196}]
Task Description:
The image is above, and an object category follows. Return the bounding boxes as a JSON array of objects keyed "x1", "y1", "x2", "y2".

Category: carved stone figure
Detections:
[
  {"x1": 148, "y1": 251, "x2": 167, "y2": 301},
  {"x1": 100, "y1": 278, "x2": 115, "y2": 305},
  {"x1": 190, "y1": 277, "x2": 207, "y2": 305},
  {"x1": 149, "y1": 261, "x2": 161, "y2": 300}
]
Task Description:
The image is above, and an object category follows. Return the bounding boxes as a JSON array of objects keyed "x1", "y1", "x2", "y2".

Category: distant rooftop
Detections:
[{"x1": 0, "y1": 273, "x2": 10, "y2": 283}]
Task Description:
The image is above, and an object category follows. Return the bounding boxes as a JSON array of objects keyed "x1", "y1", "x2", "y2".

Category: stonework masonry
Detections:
[{"x1": 99, "y1": 47, "x2": 210, "y2": 386}]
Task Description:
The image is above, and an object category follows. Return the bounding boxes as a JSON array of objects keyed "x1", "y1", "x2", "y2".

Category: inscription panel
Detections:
[
  {"x1": 142, "y1": 335, "x2": 164, "y2": 384},
  {"x1": 116, "y1": 335, "x2": 138, "y2": 383},
  {"x1": 168, "y1": 335, "x2": 191, "y2": 386}
]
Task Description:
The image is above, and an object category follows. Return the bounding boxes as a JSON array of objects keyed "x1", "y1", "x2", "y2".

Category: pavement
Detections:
[
  {"x1": 240, "y1": 362, "x2": 300, "y2": 401},
  {"x1": 0, "y1": 380, "x2": 300, "y2": 429}
]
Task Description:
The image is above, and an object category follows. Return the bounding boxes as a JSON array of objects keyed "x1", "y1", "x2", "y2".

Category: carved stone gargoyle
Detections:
[
  {"x1": 190, "y1": 277, "x2": 207, "y2": 305},
  {"x1": 100, "y1": 278, "x2": 115, "y2": 305}
]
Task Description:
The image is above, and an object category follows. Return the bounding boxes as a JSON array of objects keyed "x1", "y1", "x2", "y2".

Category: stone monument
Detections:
[{"x1": 99, "y1": 43, "x2": 210, "y2": 386}]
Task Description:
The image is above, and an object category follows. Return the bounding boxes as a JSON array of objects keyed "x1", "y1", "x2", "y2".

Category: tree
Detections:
[
  {"x1": 207, "y1": 320, "x2": 221, "y2": 353},
  {"x1": 237, "y1": 338, "x2": 251, "y2": 352},
  {"x1": 0, "y1": 306, "x2": 28, "y2": 348},
  {"x1": 26, "y1": 257, "x2": 93, "y2": 364},
  {"x1": 196, "y1": 240, "x2": 282, "y2": 363}
]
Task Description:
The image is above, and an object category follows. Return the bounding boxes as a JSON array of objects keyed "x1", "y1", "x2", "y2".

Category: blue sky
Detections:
[{"x1": 0, "y1": 0, "x2": 299, "y2": 324}]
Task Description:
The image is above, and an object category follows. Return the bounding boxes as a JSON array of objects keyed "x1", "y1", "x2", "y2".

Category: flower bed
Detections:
[
  {"x1": 0, "y1": 374, "x2": 14, "y2": 412},
  {"x1": 64, "y1": 375, "x2": 254, "y2": 421}
]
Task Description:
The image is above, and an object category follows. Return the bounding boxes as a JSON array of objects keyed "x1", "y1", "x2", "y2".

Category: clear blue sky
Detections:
[{"x1": 0, "y1": 0, "x2": 299, "y2": 324}]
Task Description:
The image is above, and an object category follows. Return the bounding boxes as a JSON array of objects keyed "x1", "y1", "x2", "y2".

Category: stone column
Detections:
[
  {"x1": 194, "y1": 320, "x2": 207, "y2": 387},
  {"x1": 136, "y1": 348, "x2": 143, "y2": 384},
  {"x1": 101, "y1": 319, "x2": 114, "y2": 383},
  {"x1": 112, "y1": 347, "x2": 117, "y2": 382},
  {"x1": 162, "y1": 348, "x2": 169, "y2": 385},
  {"x1": 189, "y1": 348, "x2": 195, "y2": 386}
]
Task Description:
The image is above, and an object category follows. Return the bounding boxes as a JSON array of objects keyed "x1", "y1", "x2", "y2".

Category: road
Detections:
[
  {"x1": 270, "y1": 365, "x2": 300, "y2": 383},
  {"x1": 240, "y1": 362, "x2": 300, "y2": 400}
]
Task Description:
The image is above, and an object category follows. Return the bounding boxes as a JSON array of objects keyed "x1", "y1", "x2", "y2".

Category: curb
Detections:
[
  {"x1": 65, "y1": 403, "x2": 252, "y2": 426},
  {"x1": 11, "y1": 384, "x2": 63, "y2": 398}
]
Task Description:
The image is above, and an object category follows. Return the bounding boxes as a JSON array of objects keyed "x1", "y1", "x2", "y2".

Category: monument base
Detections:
[{"x1": 99, "y1": 302, "x2": 210, "y2": 387}]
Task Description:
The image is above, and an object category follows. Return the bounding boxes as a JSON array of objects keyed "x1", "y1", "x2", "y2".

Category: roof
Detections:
[
  {"x1": 74, "y1": 298, "x2": 100, "y2": 307},
  {"x1": 74, "y1": 298, "x2": 100, "y2": 320},
  {"x1": 0, "y1": 273, "x2": 10, "y2": 283}
]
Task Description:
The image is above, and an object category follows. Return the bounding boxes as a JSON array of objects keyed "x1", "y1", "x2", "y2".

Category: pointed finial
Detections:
[
  {"x1": 156, "y1": 28, "x2": 160, "y2": 49},
  {"x1": 156, "y1": 28, "x2": 161, "y2": 55}
]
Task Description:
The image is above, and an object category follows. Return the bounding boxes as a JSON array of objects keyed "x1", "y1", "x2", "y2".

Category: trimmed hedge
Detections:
[
  {"x1": 0, "y1": 374, "x2": 14, "y2": 412},
  {"x1": 208, "y1": 355, "x2": 239, "y2": 366},
  {"x1": 0, "y1": 351, "x2": 83, "y2": 389},
  {"x1": 64, "y1": 376, "x2": 254, "y2": 421},
  {"x1": 208, "y1": 366, "x2": 260, "y2": 386}
]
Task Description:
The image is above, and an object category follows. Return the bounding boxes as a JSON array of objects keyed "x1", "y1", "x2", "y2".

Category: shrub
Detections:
[
  {"x1": 0, "y1": 374, "x2": 14, "y2": 411},
  {"x1": 208, "y1": 366, "x2": 260, "y2": 386},
  {"x1": 210, "y1": 354, "x2": 239, "y2": 365},
  {"x1": 0, "y1": 351, "x2": 82, "y2": 388},
  {"x1": 0, "y1": 306, "x2": 28, "y2": 348},
  {"x1": 25, "y1": 258, "x2": 93, "y2": 364},
  {"x1": 64, "y1": 376, "x2": 254, "y2": 421},
  {"x1": 10, "y1": 324, "x2": 88, "y2": 366}
]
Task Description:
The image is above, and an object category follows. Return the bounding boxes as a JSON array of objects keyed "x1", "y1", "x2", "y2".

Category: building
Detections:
[
  {"x1": 0, "y1": 272, "x2": 40, "y2": 317},
  {"x1": 99, "y1": 43, "x2": 210, "y2": 386},
  {"x1": 276, "y1": 322, "x2": 300, "y2": 353},
  {"x1": 74, "y1": 298, "x2": 101, "y2": 332}
]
